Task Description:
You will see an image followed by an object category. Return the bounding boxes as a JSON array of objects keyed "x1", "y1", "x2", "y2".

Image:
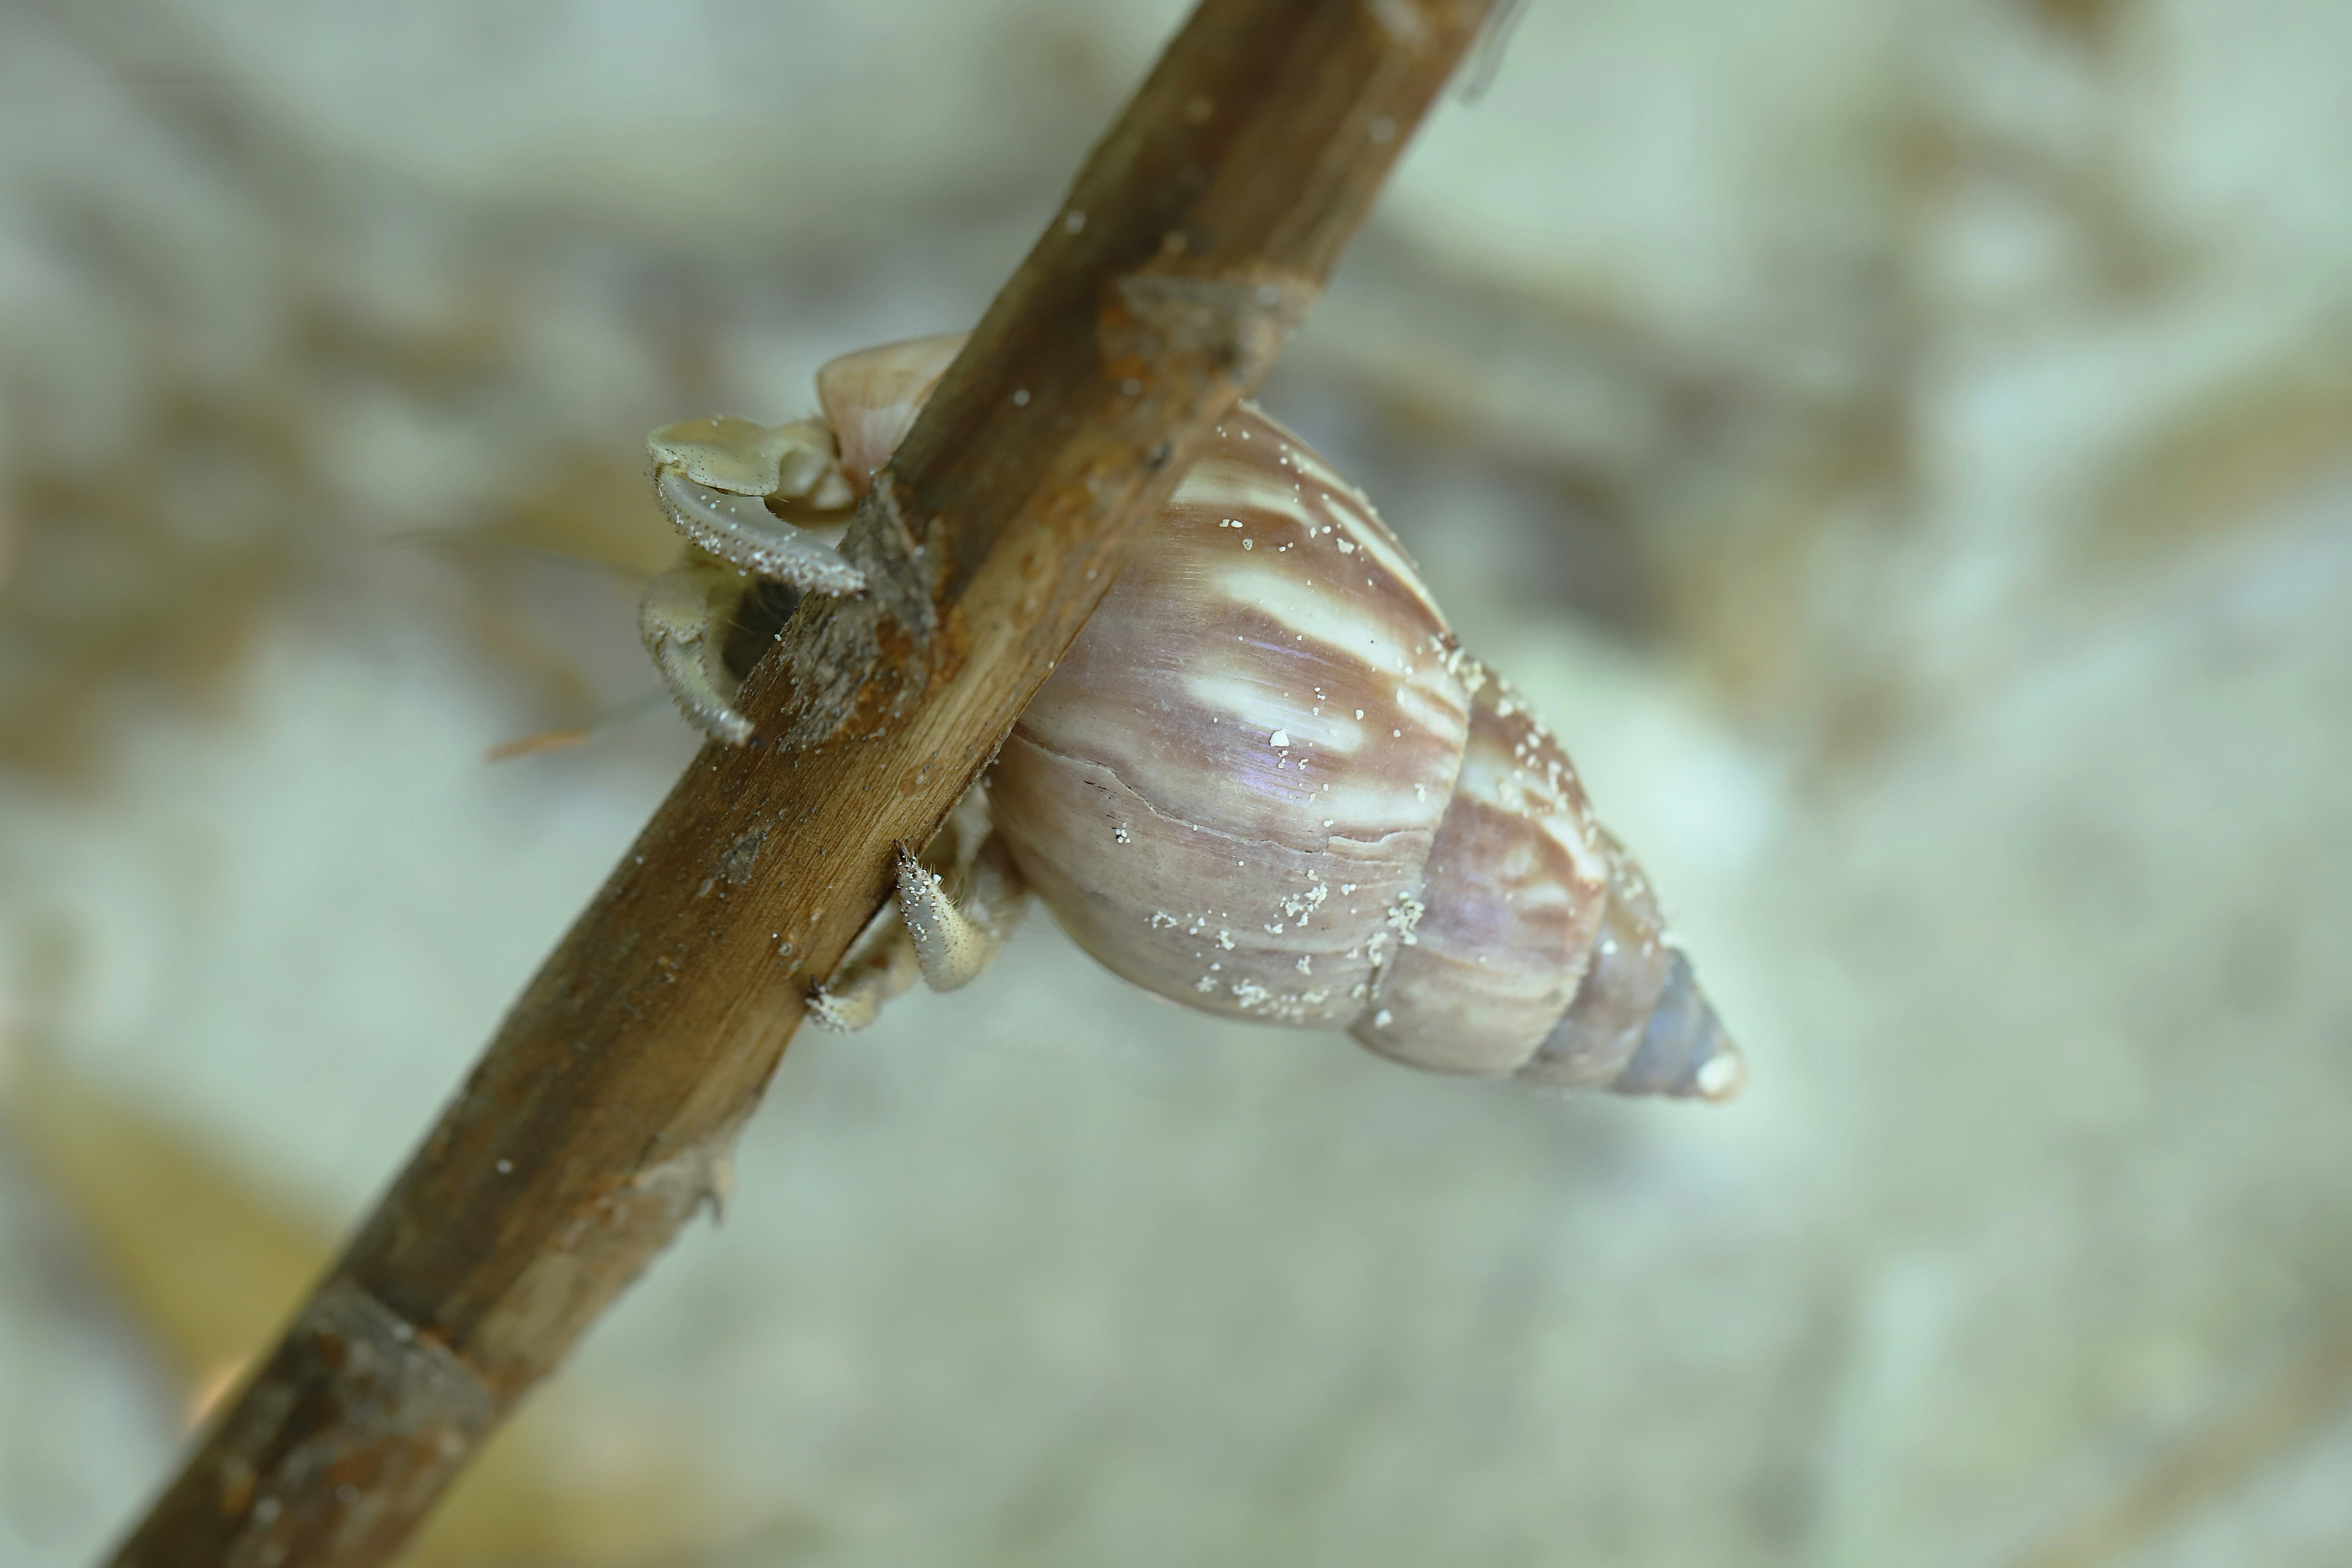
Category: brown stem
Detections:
[{"x1": 103, "y1": 2, "x2": 1498, "y2": 1564}]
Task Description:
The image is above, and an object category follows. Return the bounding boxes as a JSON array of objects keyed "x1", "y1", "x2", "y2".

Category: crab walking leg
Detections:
[
  {"x1": 639, "y1": 550, "x2": 767, "y2": 746},
  {"x1": 804, "y1": 907, "x2": 923, "y2": 1033},
  {"x1": 652, "y1": 470, "x2": 867, "y2": 593},
  {"x1": 807, "y1": 821, "x2": 1031, "y2": 1029},
  {"x1": 896, "y1": 835, "x2": 1030, "y2": 991}
]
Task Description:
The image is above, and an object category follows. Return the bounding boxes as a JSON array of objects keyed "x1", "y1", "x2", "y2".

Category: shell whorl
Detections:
[
  {"x1": 809, "y1": 336, "x2": 1740, "y2": 1099},
  {"x1": 989, "y1": 411, "x2": 1472, "y2": 1031}
]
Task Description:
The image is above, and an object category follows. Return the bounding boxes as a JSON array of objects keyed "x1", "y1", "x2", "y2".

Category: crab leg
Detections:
[
  {"x1": 639, "y1": 551, "x2": 767, "y2": 746},
  {"x1": 651, "y1": 471, "x2": 866, "y2": 594},
  {"x1": 896, "y1": 836, "x2": 1028, "y2": 991},
  {"x1": 804, "y1": 906, "x2": 922, "y2": 1032},
  {"x1": 804, "y1": 788, "x2": 1031, "y2": 1029}
]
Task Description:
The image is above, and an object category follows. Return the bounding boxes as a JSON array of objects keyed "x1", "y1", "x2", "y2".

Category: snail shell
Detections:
[{"x1": 814, "y1": 338, "x2": 1741, "y2": 1099}]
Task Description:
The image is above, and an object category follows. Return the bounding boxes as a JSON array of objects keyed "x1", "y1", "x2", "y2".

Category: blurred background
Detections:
[{"x1": 3, "y1": 0, "x2": 2350, "y2": 1563}]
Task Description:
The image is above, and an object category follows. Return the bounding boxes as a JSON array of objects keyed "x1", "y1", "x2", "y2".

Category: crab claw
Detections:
[
  {"x1": 652, "y1": 471, "x2": 867, "y2": 596},
  {"x1": 639, "y1": 557, "x2": 758, "y2": 746},
  {"x1": 649, "y1": 416, "x2": 854, "y2": 508}
]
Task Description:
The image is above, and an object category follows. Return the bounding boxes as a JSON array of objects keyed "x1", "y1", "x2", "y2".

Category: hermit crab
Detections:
[{"x1": 640, "y1": 335, "x2": 1743, "y2": 1101}]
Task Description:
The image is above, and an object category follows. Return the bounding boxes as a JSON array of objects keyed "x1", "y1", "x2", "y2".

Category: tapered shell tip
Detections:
[{"x1": 1611, "y1": 950, "x2": 1743, "y2": 1101}]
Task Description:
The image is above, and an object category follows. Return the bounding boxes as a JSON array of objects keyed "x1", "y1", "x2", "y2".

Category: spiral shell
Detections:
[{"x1": 811, "y1": 337, "x2": 1740, "y2": 1099}]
